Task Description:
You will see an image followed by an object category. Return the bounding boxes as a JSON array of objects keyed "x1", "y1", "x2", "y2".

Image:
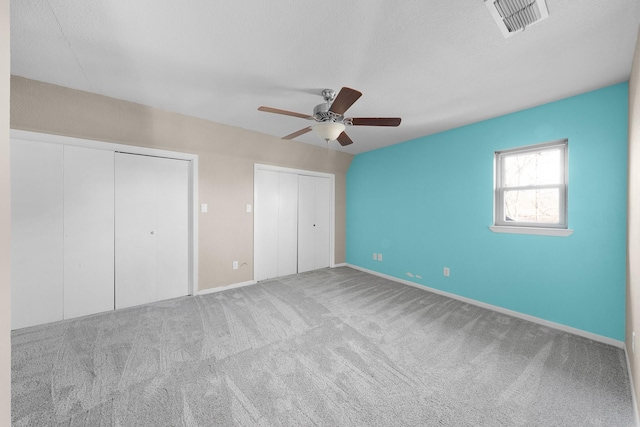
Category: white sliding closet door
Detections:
[
  {"x1": 115, "y1": 153, "x2": 189, "y2": 309},
  {"x1": 313, "y1": 176, "x2": 331, "y2": 269},
  {"x1": 298, "y1": 175, "x2": 330, "y2": 273},
  {"x1": 255, "y1": 168, "x2": 332, "y2": 280},
  {"x1": 254, "y1": 169, "x2": 278, "y2": 281},
  {"x1": 11, "y1": 140, "x2": 64, "y2": 329},
  {"x1": 63, "y1": 146, "x2": 115, "y2": 319},
  {"x1": 254, "y1": 170, "x2": 299, "y2": 281},
  {"x1": 277, "y1": 173, "x2": 298, "y2": 277},
  {"x1": 155, "y1": 156, "x2": 190, "y2": 301}
]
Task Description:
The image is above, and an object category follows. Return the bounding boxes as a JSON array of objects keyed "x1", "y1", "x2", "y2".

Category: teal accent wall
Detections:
[{"x1": 346, "y1": 83, "x2": 629, "y2": 341}]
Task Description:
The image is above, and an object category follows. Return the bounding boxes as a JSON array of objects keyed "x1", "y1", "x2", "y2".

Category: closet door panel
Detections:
[
  {"x1": 277, "y1": 173, "x2": 298, "y2": 277},
  {"x1": 298, "y1": 175, "x2": 331, "y2": 273},
  {"x1": 115, "y1": 153, "x2": 158, "y2": 309},
  {"x1": 297, "y1": 175, "x2": 315, "y2": 273},
  {"x1": 254, "y1": 170, "x2": 279, "y2": 281},
  {"x1": 11, "y1": 140, "x2": 64, "y2": 329},
  {"x1": 63, "y1": 146, "x2": 115, "y2": 319},
  {"x1": 115, "y1": 153, "x2": 190, "y2": 309},
  {"x1": 155, "y1": 156, "x2": 190, "y2": 301},
  {"x1": 313, "y1": 177, "x2": 331, "y2": 269}
]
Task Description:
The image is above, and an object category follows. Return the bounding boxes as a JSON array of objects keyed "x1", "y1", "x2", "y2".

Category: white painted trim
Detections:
[
  {"x1": 11, "y1": 130, "x2": 197, "y2": 161},
  {"x1": 190, "y1": 159, "x2": 199, "y2": 295},
  {"x1": 346, "y1": 264, "x2": 624, "y2": 349},
  {"x1": 253, "y1": 163, "x2": 334, "y2": 179},
  {"x1": 625, "y1": 346, "x2": 640, "y2": 426},
  {"x1": 11, "y1": 129, "x2": 199, "y2": 296},
  {"x1": 253, "y1": 163, "x2": 336, "y2": 283},
  {"x1": 196, "y1": 280, "x2": 257, "y2": 295},
  {"x1": 332, "y1": 263, "x2": 347, "y2": 268},
  {"x1": 489, "y1": 225, "x2": 574, "y2": 237}
]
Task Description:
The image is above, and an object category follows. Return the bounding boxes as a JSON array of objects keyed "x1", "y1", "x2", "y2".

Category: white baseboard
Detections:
[
  {"x1": 346, "y1": 264, "x2": 625, "y2": 349},
  {"x1": 332, "y1": 263, "x2": 347, "y2": 268},
  {"x1": 625, "y1": 346, "x2": 640, "y2": 426},
  {"x1": 196, "y1": 280, "x2": 257, "y2": 295}
]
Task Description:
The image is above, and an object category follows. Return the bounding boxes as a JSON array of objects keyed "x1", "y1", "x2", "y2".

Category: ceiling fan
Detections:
[{"x1": 258, "y1": 87, "x2": 401, "y2": 146}]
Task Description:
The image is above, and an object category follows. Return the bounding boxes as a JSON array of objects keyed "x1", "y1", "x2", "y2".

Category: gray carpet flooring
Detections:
[{"x1": 12, "y1": 267, "x2": 635, "y2": 426}]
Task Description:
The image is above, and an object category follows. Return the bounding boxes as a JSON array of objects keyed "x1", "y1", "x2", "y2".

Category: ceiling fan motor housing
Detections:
[{"x1": 313, "y1": 102, "x2": 342, "y2": 122}]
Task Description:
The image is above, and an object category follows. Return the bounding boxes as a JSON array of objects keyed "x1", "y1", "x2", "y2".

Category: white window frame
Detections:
[{"x1": 490, "y1": 139, "x2": 573, "y2": 237}]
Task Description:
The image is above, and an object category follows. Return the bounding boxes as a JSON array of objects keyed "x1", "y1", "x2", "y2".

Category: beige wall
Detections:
[
  {"x1": 0, "y1": 0, "x2": 8, "y2": 423},
  {"x1": 628, "y1": 27, "x2": 640, "y2": 417},
  {"x1": 10, "y1": 76, "x2": 353, "y2": 291}
]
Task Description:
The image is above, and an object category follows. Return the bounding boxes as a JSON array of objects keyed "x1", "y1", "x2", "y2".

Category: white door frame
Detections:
[
  {"x1": 253, "y1": 163, "x2": 336, "y2": 282},
  {"x1": 10, "y1": 129, "x2": 199, "y2": 295}
]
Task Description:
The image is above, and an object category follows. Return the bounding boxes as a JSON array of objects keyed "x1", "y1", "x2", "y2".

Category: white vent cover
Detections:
[{"x1": 485, "y1": 0, "x2": 549, "y2": 38}]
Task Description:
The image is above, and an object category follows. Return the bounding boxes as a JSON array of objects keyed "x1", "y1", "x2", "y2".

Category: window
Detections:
[{"x1": 492, "y1": 140, "x2": 570, "y2": 235}]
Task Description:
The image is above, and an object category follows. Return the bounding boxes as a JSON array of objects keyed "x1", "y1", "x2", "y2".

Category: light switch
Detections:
[
  {"x1": 246, "y1": 204, "x2": 252, "y2": 213},
  {"x1": 201, "y1": 203, "x2": 208, "y2": 213}
]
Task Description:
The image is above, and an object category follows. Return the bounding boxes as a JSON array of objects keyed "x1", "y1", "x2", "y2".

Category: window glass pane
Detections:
[
  {"x1": 503, "y1": 148, "x2": 561, "y2": 187},
  {"x1": 503, "y1": 188, "x2": 560, "y2": 224}
]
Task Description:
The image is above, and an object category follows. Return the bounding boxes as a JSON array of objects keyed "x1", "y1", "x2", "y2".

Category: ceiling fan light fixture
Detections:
[{"x1": 312, "y1": 121, "x2": 346, "y2": 142}]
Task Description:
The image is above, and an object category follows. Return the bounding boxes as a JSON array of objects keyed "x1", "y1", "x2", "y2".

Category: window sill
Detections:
[{"x1": 489, "y1": 226, "x2": 574, "y2": 237}]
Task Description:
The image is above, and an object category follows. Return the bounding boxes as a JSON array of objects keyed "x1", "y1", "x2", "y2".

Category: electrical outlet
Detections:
[
  {"x1": 444, "y1": 267, "x2": 450, "y2": 277},
  {"x1": 232, "y1": 261, "x2": 238, "y2": 270},
  {"x1": 373, "y1": 253, "x2": 378, "y2": 260},
  {"x1": 377, "y1": 253, "x2": 383, "y2": 261}
]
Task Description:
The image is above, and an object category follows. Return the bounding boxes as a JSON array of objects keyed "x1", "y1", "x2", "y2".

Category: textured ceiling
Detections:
[{"x1": 10, "y1": 0, "x2": 640, "y2": 154}]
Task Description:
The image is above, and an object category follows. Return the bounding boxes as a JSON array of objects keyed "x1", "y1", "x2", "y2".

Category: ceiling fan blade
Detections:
[
  {"x1": 350, "y1": 117, "x2": 402, "y2": 127},
  {"x1": 337, "y1": 132, "x2": 354, "y2": 146},
  {"x1": 282, "y1": 127, "x2": 312, "y2": 140},
  {"x1": 329, "y1": 87, "x2": 362, "y2": 115},
  {"x1": 258, "y1": 106, "x2": 313, "y2": 120}
]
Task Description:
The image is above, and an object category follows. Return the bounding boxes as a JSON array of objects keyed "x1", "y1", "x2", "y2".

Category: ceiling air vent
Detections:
[{"x1": 485, "y1": 0, "x2": 549, "y2": 38}]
